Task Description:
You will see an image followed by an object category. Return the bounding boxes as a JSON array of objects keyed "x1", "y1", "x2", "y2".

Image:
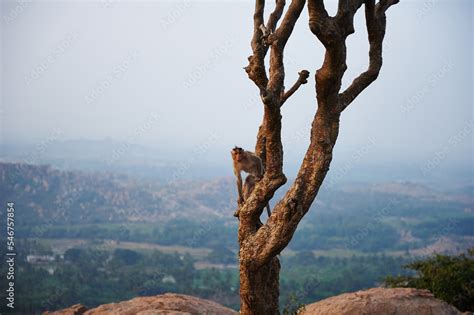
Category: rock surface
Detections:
[
  {"x1": 44, "y1": 288, "x2": 471, "y2": 315},
  {"x1": 43, "y1": 293, "x2": 238, "y2": 315},
  {"x1": 300, "y1": 288, "x2": 468, "y2": 315}
]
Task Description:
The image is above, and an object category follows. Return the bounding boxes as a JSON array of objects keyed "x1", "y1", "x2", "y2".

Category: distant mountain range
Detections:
[
  {"x1": 2, "y1": 139, "x2": 473, "y2": 186},
  {"x1": 0, "y1": 162, "x2": 233, "y2": 224},
  {"x1": 1, "y1": 161, "x2": 471, "y2": 224},
  {"x1": 0, "y1": 139, "x2": 219, "y2": 179}
]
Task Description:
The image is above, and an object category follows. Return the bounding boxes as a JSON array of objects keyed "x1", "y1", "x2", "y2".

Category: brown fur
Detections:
[{"x1": 231, "y1": 147, "x2": 271, "y2": 217}]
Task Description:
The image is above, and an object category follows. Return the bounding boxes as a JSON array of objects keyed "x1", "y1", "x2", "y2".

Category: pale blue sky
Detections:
[{"x1": 1, "y1": 0, "x2": 473, "y2": 179}]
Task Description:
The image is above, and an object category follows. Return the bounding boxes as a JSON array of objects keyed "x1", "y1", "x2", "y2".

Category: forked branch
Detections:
[
  {"x1": 267, "y1": 0, "x2": 286, "y2": 33},
  {"x1": 244, "y1": 0, "x2": 398, "y2": 269},
  {"x1": 339, "y1": 0, "x2": 399, "y2": 111},
  {"x1": 244, "y1": 0, "x2": 268, "y2": 91},
  {"x1": 240, "y1": 1, "x2": 308, "y2": 238}
]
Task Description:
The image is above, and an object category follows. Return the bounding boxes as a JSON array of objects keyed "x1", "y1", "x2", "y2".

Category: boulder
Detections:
[
  {"x1": 300, "y1": 288, "x2": 468, "y2": 315},
  {"x1": 43, "y1": 293, "x2": 238, "y2": 315}
]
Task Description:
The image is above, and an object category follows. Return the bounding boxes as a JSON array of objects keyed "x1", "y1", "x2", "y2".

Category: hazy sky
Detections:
[{"x1": 1, "y1": 0, "x2": 473, "y2": 176}]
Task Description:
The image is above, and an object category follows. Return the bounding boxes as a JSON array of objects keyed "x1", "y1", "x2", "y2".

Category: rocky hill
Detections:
[
  {"x1": 44, "y1": 289, "x2": 469, "y2": 315},
  {"x1": 300, "y1": 288, "x2": 469, "y2": 315},
  {"x1": 2, "y1": 162, "x2": 473, "y2": 254},
  {"x1": 2, "y1": 161, "x2": 472, "y2": 225},
  {"x1": 0, "y1": 162, "x2": 234, "y2": 224},
  {"x1": 43, "y1": 293, "x2": 238, "y2": 315}
]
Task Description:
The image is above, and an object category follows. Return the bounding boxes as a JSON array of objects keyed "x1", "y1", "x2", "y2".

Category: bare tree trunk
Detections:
[
  {"x1": 240, "y1": 257, "x2": 280, "y2": 315},
  {"x1": 240, "y1": 112, "x2": 339, "y2": 315},
  {"x1": 238, "y1": 0, "x2": 398, "y2": 313}
]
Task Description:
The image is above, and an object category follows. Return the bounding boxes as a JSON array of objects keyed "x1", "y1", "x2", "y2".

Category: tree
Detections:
[
  {"x1": 384, "y1": 249, "x2": 474, "y2": 312},
  {"x1": 112, "y1": 248, "x2": 142, "y2": 265},
  {"x1": 64, "y1": 248, "x2": 83, "y2": 262},
  {"x1": 238, "y1": 0, "x2": 398, "y2": 313}
]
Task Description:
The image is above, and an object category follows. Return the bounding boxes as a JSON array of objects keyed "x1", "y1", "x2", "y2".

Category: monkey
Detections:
[
  {"x1": 242, "y1": 174, "x2": 256, "y2": 201},
  {"x1": 231, "y1": 146, "x2": 271, "y2": 217},
  {"x1": 232, "y1": 175, "x2": 256, "y2": 218},
  {"x1": 231, "y1": 146, "x2": 263, "y2": 205},
  {"x1": 242, "y1": 174, "x2": 271, "y2": 217}
]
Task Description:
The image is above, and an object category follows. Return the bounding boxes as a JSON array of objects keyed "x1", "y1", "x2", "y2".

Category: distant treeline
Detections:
[
  {"x1": 15, "y1": 216, "x2": 474, "y2": 253},
  {"x1": 0, "y1": 239, "x2": 413, "y2": 314}
]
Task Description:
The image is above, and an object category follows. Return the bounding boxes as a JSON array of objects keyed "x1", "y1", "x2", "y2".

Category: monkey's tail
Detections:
[{"x1": 266, "y1": 203, "x2": 271, "y2": 217}]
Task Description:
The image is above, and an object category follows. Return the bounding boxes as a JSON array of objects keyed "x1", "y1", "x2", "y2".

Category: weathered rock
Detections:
[
  {"x1": 43, "y1": 293, "x2": 238, "y2": 315},
  {"x1": 300, "y1": 288, "x2": 468, "y2": 315},
  {"x1": 43, "y1": 288, "x2": 471, "y2": 315},
  {"x1": 43, "y1": 304, "x2": 88, "y2": 315}
]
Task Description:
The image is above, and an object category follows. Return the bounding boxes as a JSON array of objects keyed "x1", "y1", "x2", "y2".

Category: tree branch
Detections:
[
  {"x1": 308, "y1": 0, "x2": 329, "y2": 22},
  {"x1": 243, "y1": 0, "x2": 398, "y2": 269},
  {"x1": 338, "y1": 0, "x2": 398, "y2": 111},
  {"x1": 244, "y1": 0, "x2": 269, "y2": 91},
  {"x1": 238, "y1": 1, "x2": 307, "y2": 235},
  {"x1": 273, "y1": 0, "x2": 306, "y2": 48},
  {"x1": 280, "y1": 70, "x2": 310, "y2": 106},
  {"x1": 308, "y1": 0, "x2": 333, "y2": 46},
  {"x1": 262, "y1": 0, "x2": 305, "y2": 181},
  {"x1": 266, "y1": 0, "x2": 286, "y2": 33},
  {"x1": 335, "y1": 0, "x2": 364, "y2": 36},
  {"x1": 249, "y1": 110, "x2": 340, "y2": 268},
  {"x1": 379, "y1": 0, "x2": 399, "y2": 12}
]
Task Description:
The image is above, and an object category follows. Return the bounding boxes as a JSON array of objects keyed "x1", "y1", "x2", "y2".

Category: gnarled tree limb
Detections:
[
  {"x1": 335, "y1": 0, "x2": 364, "y2": 36},
  {"x1": 281, "y1": 70, "x2": 310, "y2": 105},
  {"x1": 267, "y1": 0, "x2": 286, "y2": 34},
  {"x1": 244, "y1": 0, "x2": 307, "y2": 223},
  {"x1": 240, "y1": 0, "x2": 307, "y2": 257},
  {"x1": 238, "y1": 1, "x2": 398, "y2": 313},
  {"x1": 241, "y1": 0, "x2": 398, "y2": 270},
  {"x1": 339, "y1": 0, "x2": 399, "y2": 111},
  {"x1": 244, "y1": 0, "x2": 268, "y2": 92}
]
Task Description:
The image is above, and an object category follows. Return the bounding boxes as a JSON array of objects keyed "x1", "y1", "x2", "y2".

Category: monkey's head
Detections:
[{"x1": 231, "y1": 146, "x2": 244, "y2": 162}]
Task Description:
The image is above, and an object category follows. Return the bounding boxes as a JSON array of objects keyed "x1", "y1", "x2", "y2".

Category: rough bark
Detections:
[
  {"x1": 240, "y1": 257, "x2": 281, "y2": 314},
  {"x1": 239, "y1": 1, "x2": 398, "y2": 314}
]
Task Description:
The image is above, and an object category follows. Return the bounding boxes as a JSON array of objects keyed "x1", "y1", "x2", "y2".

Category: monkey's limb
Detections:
[
  {"x1": 235, "y1": 171, "x2": 244, "y2": 205},
  {"x1": 258, "y1": 159, "x2": 265, "y2": 178},
  {"x1": 265, "y1": 204, "x2": 271, "y2": 217}
]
